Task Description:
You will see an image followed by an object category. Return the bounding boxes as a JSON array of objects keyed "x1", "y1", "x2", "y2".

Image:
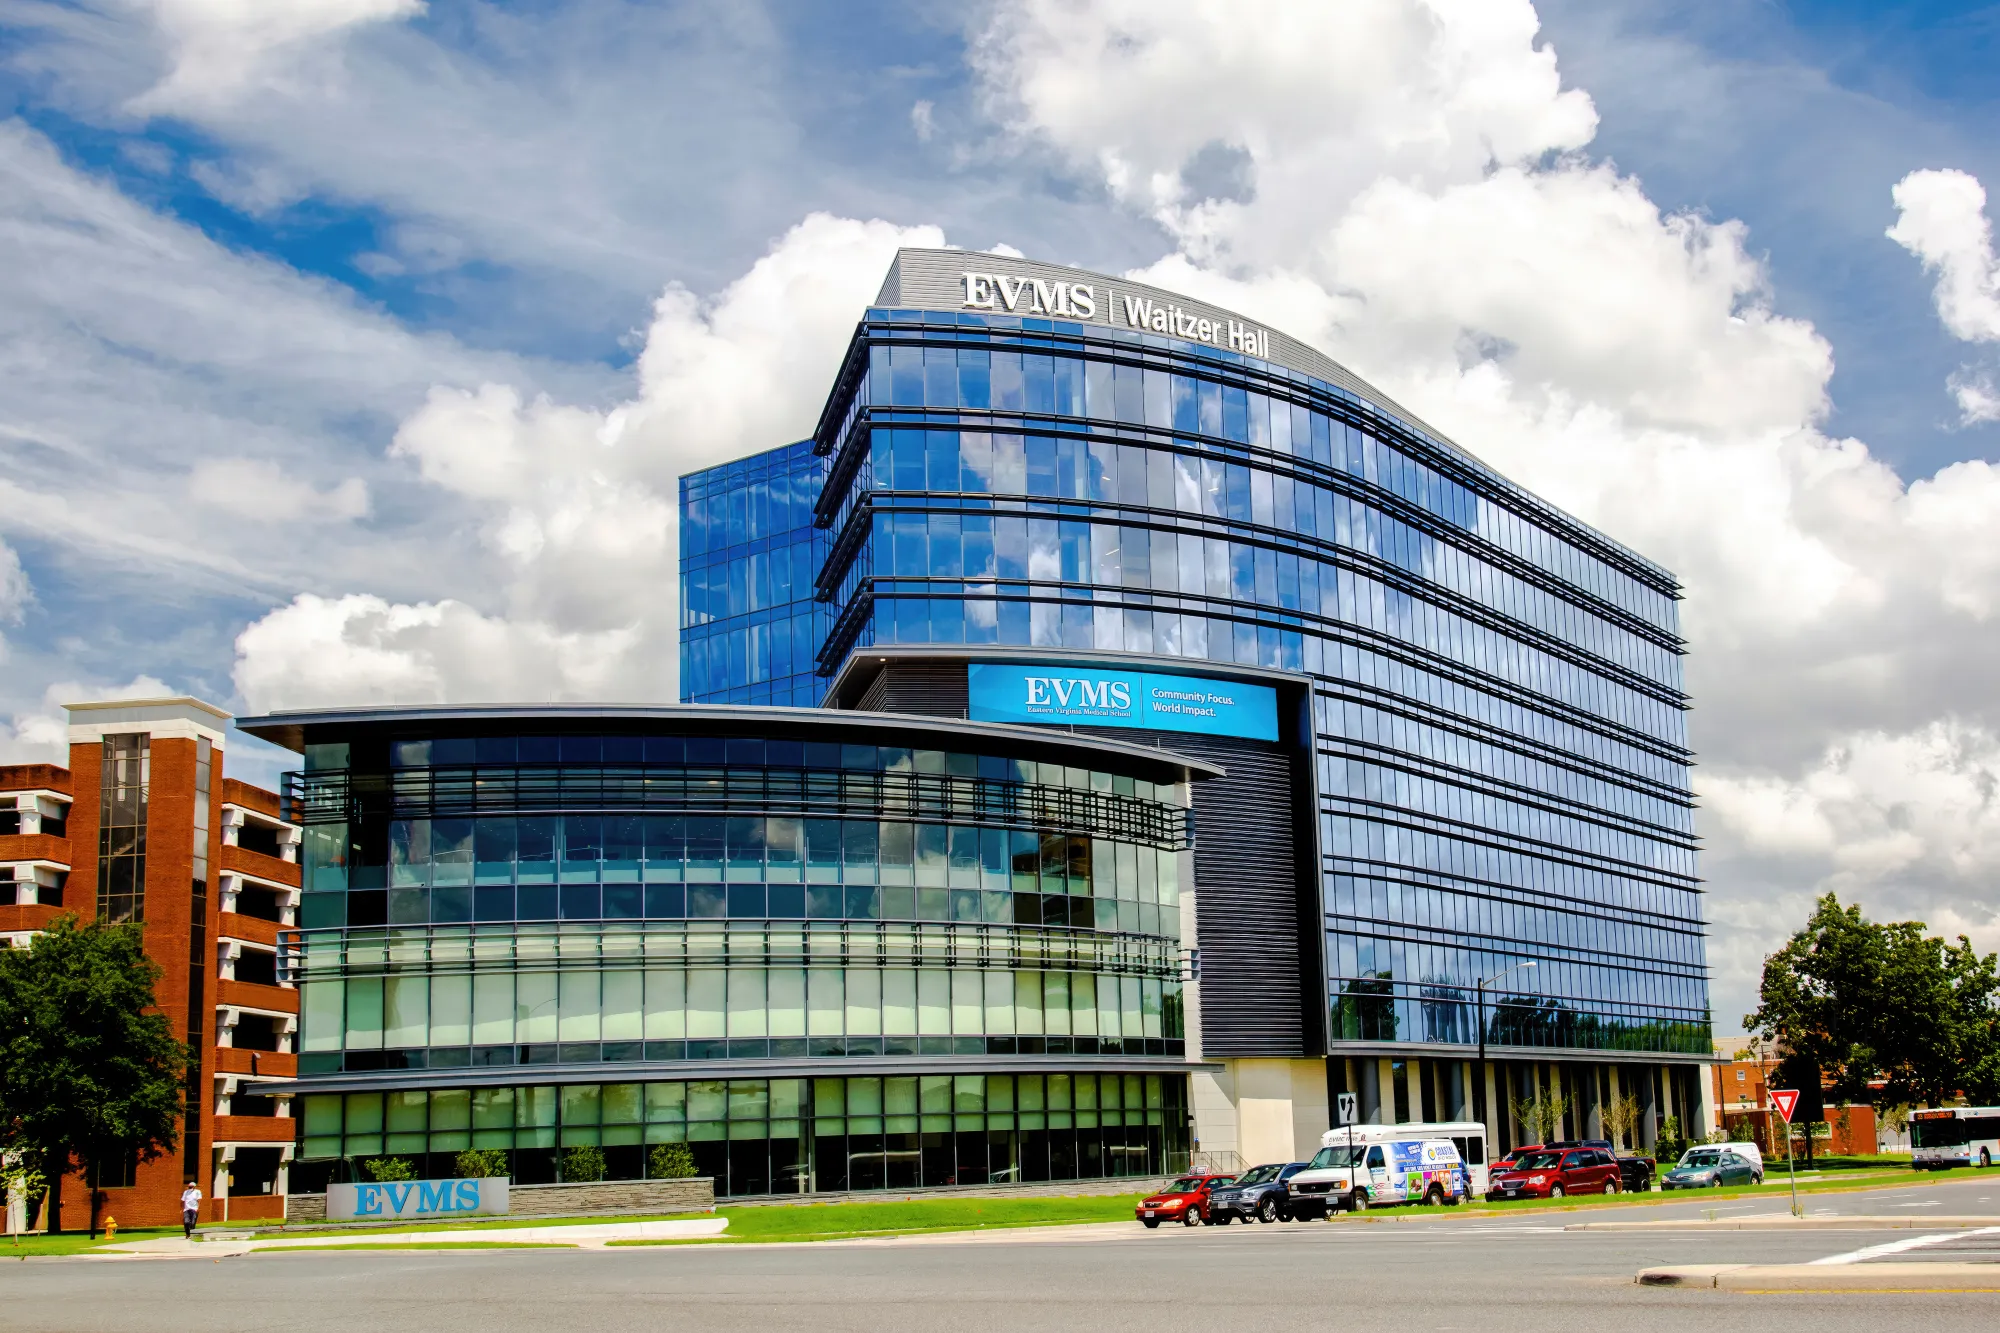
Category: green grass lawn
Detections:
[
  {"x1": 0, "y1": 1227, "x2": 184, "y2": 1259},
  {"x1": 1452, "y1": 1163, "x2": 1980, "y2": 1215},
  {"x1": 611, "y1": 1194, "x2": 1148, "y2": 1245}
]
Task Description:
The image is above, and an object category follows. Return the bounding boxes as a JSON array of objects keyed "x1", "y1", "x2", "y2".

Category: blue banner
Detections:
[{"x1": 967, "y1": 663, "x2": 1278, "y2": 741}]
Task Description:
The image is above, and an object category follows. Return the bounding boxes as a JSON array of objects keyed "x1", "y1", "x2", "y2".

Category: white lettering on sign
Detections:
[
  {"x1": 1118, "y1": 295, "x2": 1269, "y2": 358},
  {"x1": 958, "y1": 272, "x2": 1266, "y2": 356},
  {"x1": 1023, "y1": 676, "x2": 1132, "y2": 712},
  {"x1": 961, "y1": 272, "x2": 1096, "y2": 318}
]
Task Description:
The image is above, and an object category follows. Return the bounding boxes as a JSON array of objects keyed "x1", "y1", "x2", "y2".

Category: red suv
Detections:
[
  {"x1": 1486, "y1": 1147, "x2": 1622, "y2": 1200},
  {"x1": 1136, "y1": 1173, "x2": 1236, "y2": 1228}
]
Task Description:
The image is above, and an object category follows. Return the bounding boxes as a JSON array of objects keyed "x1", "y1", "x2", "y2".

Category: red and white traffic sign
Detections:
[{"x1": 1769, "y1": 1088, "x2": 1801, "y2": 1123}]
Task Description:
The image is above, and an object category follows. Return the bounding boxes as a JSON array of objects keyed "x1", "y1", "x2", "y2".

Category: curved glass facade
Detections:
[
  {"x1": 684, "y1": 263, "x2": 1708, "y2": 1068},
  {"x1": 254, "y1": 708, "x2": 1201, "y2": 1194}
]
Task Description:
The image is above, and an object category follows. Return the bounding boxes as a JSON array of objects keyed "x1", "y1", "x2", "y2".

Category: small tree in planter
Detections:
[
  {"x1": 648, "y1": 1142, "x2": 697, "y2": 1179},
  {"x1": 454, "y1": 1148, "x2": 509, "y2": 1179},
  {"x1": 361, "y1": 1157, "x2": 417, "y2": 1182},
  {"x1": 560, "y1": 1146, "x2": 606, "y2": 1183}
]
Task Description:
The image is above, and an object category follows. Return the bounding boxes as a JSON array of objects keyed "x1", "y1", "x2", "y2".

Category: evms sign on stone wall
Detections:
[
  {"x1": 327, "y1": 1177, "x2": 509, "y2": 1221},
  {"x1": 968, "y1": 663, "x2": 1278, "y2": 742}
]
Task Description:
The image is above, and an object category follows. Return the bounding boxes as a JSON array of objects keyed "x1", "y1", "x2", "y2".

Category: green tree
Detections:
[
  {"x1": 1747, "y1": 894, "x2": 2000, "y2": 1121},
  {"x1": 0, "y1": 916, "x2": 187, "y2": 1236},
  {"x1": 648, "y1": 1142, "x2": 697, "y2": 1179},
  {"x1": 453, "y1": 1148, "x2": 508, "y2": 1179},
  {"x1": 1511, "y1": 1090, "x2": 1570, "y2": 1143},
  {"x1": 561, "y1": 1145, "x2": 606, "y2": 1183},
  {"x1": 360, "y1": 1157, "x2": 417, "y2": 1182},
  {"x1": 1602, "y1": 1093, "x2": 1644, "y2": 1151}
]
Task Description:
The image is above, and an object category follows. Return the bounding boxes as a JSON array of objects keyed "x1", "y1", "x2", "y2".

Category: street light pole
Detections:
[{"x1": 1477, "y1": 961, "x2": 1538, "y2": 1149}]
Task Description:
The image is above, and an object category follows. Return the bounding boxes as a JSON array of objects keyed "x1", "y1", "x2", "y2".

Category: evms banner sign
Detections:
[
  {"x1": 326, "y1": 1177, "x2": 509, "y2": 1221},
  {"x1": 967, "y1": 664, "x2": 1278, "y2": 742}
]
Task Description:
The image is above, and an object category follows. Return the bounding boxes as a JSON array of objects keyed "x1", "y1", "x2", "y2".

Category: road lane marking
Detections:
[{"x1": 1810, "y1": 1225, "x2": 2000, "y2": 1265}]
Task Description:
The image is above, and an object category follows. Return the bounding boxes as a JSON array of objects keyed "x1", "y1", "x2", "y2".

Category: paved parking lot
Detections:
[{"x1": 6, "y1": 1176, "x2": 1999, "y2": 1332}]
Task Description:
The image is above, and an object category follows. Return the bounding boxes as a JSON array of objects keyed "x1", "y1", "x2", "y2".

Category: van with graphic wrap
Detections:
[
  {"x1": 1286, "y1": 1136, "x2": 1468, "y2": 1214},
  {"x1": 1286, "y1": 1121, "x2": 1486, "y2": 1216}
]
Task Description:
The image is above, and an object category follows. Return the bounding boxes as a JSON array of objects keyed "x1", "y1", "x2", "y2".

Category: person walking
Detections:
[{"x1": 180, "y1": 1180, "x2": 202, "y2": 1239}]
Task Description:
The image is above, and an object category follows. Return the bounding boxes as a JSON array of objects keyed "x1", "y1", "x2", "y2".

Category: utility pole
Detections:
[{"x1": 1477, "y1": 960, "x2": 1538, "y2": 1149}]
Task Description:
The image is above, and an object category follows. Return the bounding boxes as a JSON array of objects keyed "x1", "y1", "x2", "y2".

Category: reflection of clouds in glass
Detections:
[
  {"x1": 1173, "y1": 455, "x2": 1201, "y2": 512},
  {"x1": 959, "y1": 431, "x2": 994, "y2": 492},
  {"x1": 966, "y1": 586, "x2": 998, "y2": 630},
  {"x1": 1028, "y1": 518, "x2": 1061, "y2": 581}
]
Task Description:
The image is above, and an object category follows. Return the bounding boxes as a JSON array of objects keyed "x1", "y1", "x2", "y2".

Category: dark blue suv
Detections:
[{"x1": 1203, "y1": 1162, "x2": 1311, "y2": 1223}]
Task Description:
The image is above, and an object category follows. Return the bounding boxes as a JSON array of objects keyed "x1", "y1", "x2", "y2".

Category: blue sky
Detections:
[{"x1": 4, "y1": 1, "x2": 2000, "y2": 1022}]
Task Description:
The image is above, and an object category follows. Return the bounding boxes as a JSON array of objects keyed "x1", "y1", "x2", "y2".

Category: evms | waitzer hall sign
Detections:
[{"x1": 967, "y1": 664, "x2": 1278, "y2": 742}]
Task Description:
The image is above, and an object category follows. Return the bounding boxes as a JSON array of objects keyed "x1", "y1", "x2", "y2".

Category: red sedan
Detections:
[
  {"x1": 1486, "y1": 1147, "x2": 1622, "y2": 1200},
  {"x1": 1136, "y1": 1173, "x2": 1237, "y2": 1228}
]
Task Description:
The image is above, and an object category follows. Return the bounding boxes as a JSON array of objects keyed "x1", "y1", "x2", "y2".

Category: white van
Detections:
[
  {"x1": 1697, "y1": 1141, "x2": 1765, "y2": 1173},
  {"x1": 1287, "y1": 1131, "x2": 1470, "y2": 1214},
  {"x1": 1286, "y1": 1120, "x2": 1489, "y2": 1216}
]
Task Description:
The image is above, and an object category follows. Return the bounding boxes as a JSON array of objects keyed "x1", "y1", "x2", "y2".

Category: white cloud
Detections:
[
  {"x1": 972, "y1": 0, "x2": 2000, "y2": 1020},
  {"x1": 0, "y1": 674, "x2": 173, "y2": 765},
  {"x1": 0, "y1": 542, "x2": 29, "y2": 624},
  {"x1": 189, "y1": 458, "x2": 369, "y2": 523},
  {"x1": 0, "y1": 118, "x2": 603, "y2": 610},
  {"x1": 1951, "y1": 371, "x2": 2000, "y2": 425},
  {"x1": 232, "y1": 212, "x2": 946, "y2": 713},
  {"x1": 126, "y1": 0, "x2": 426, "y2": 114},
  {"x1": 1888, "y1": 167, "x2": 2000, "y2": 343}
]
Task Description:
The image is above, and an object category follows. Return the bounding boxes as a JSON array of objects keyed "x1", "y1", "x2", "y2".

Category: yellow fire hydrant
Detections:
[{"x1": 104, "y1": 1217, "x2": 117, "y2": 1242}]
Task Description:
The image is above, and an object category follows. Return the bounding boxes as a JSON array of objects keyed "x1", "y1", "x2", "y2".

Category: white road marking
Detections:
[{"x1": 1809, "y1": 1225, "x2": 2000, "y2": 1266}]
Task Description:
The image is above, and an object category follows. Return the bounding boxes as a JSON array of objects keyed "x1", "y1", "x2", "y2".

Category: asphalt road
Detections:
[{"x1": 5, "y1": 1176, "x2": 1999, "y2": 1332}]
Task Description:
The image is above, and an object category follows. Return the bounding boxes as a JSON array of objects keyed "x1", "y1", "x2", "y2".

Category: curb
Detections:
[{"x1": 1639, "y1": 1262, "x2": 2000, "y2": 1291}]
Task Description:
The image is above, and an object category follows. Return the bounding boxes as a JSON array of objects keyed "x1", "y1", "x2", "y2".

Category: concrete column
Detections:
[
  {"x1": 1377, "y1": 1058, "x2": 1395, "y2": 1124},
  {"x1": 1484, "y1": 1061, "x2": 1501, "y2": 1147},
  {"x1": 1600, "y1": 1056, "x2": 1616, "y2": 1144}
]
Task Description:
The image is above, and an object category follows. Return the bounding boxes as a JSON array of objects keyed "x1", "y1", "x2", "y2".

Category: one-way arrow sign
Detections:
[{"x1": 1770, "y1": 1088, "x2": 1801, "y2": 1123}]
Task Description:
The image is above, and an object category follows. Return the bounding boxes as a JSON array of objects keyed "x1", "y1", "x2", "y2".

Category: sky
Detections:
[{"x1": 4, "y1": 0, "x2": 2000, "y2": 1030}]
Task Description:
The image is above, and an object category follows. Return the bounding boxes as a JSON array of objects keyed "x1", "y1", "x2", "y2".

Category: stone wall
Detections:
[{"x1": 284, "y1": 1176, "x2": 715, "y2": 1226}]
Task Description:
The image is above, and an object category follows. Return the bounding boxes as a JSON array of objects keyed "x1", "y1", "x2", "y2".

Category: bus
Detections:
[
  {"x1": 1295, "y1": 1120, "x2": 1490, "y2": 1201},
  {"x1": 1910, "y1": 1107, "x2": 2000, "y2": 1170}
]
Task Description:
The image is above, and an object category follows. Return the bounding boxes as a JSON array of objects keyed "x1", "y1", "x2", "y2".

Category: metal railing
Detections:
[
  {"x1": 277, "y1": 917, "x2": 1182, "y2": 983},
  {"x1": 282, "y1": 765, "x2": 1191, "y2": 850}
]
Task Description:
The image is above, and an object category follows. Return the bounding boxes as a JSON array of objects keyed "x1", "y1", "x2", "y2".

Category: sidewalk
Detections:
[{"x1": 94, "y1": 1217, "x2": 726, "y2": 1258}]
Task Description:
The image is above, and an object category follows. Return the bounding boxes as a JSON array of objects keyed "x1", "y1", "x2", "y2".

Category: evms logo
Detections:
[
  {"x1": 1024, "y1": 676, "x2": 1131, "y2": 711},
  {"x1": 961, "y1": 272, "x2": 1097, "y2": 319}
]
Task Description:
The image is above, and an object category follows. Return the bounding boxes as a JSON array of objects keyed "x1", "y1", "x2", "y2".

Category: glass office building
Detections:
[
  {"x1": 683, "y1": 251, "x2": 1712, "y2": 1165},
  {"x1": 245, "y1": 705, "x2": 1204, "y2": 1194}
]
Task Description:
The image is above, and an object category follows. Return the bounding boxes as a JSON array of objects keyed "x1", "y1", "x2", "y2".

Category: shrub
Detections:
[
  {"x1": 560, "y1": 1146, "x2": 606, "y2": 1183},
  {"x1": 454, "y1": 1148, "x2": 509, "y2": 1179},
  {"x1": 360, "y1": 1157, "x2": 417, "y2": 1182},
  {"x1": 1653, "y1": 1116, "x2": 1687, "y2": 1166},
  {"x1": 649, "y1": 1142, "x2": 697, "y2": 1179}
]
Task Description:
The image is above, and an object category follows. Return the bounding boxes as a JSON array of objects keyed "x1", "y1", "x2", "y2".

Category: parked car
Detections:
[
  {"x1": 1488, "y1": 1142, "x2": 1545, "y2": 1177},
  {"x1": 1661, "y1": 1147, "x2": 1762, "y2": 1190},
  {"x1": 1204, "y1": 1162, "x2": 1310, "y2": 1223},
  {"x1": 1544, "y1": 1138, "x2": 1656, "y2": 1192},
  {"x1": 1486, "y1": 1146, "x2": 1623, "y2": 1199},
  {"x1": 1135, "y1": 1172, "x2": 1236, "y2": 1228}
]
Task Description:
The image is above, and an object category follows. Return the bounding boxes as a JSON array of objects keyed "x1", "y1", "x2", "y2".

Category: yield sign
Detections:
[{"x1": 1769, "y1": 1088, "x2": 1801, "y2": 1123}]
